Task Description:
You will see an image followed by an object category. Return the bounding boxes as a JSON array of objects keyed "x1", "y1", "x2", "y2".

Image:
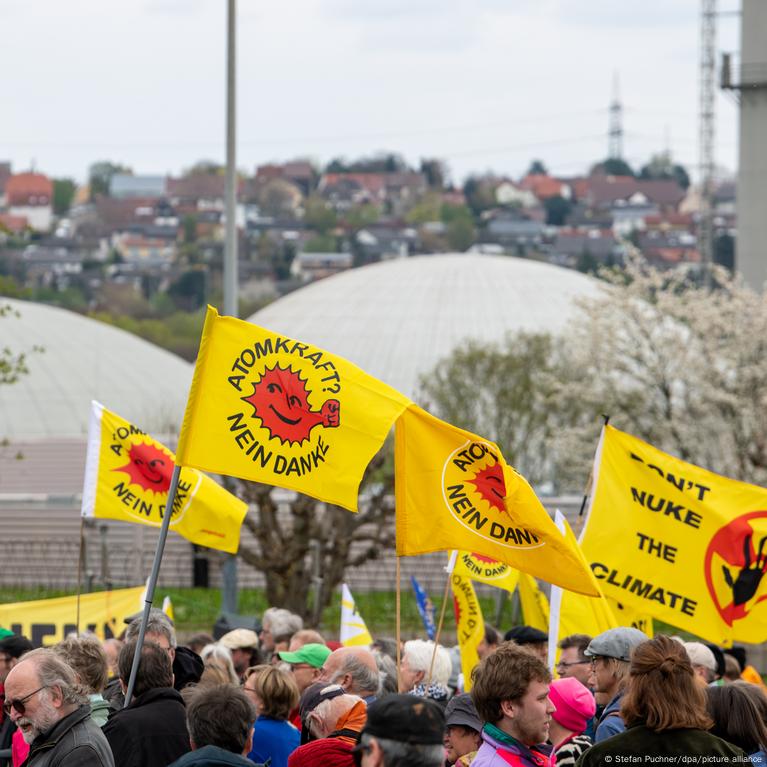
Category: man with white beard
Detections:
[{"x1": 4, "y1": 648, "x2": 113, "y2": 767}]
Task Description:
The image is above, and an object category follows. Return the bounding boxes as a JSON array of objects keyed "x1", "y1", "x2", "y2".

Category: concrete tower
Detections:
[{"x1": 736, "y1": 0, "x2": 767, "y2": 290}]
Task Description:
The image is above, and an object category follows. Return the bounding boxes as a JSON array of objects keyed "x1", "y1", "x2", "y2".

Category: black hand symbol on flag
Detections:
[{"x1": 722, "y1": 533, "x2": 767, "y2": 606}]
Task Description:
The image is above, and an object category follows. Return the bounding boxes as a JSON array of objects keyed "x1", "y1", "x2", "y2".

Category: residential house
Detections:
[
  {"x1": 109, "y1": 174, "x2": 167, "y2": 199},
  {"x1": 291, "y1": 251, "x2": 353, "y2": 281},
  {"x1": 518, "y1": 174, "x2": 572, "y2": 200},
  {"x1": 6, "y1": 172, "x2": 53, "y2": 232},
  {"x1": 550, "y1": 228, "x2": 625, "y2": 269},
  {"x1": 355, "y1": 225, "x2": 417, "y2": 261},
  {"x1": 494, "y1": 179, "x2": 539, "y2": 209},
  {"x1": 318, "y1": 172, "x2": 427, "y2": 216},
  {"x1": 636, "y1": 230, "x2": 700, "y2": 269},
  {"x1": 481, "y1": 209, "x2": 546, "y2": 253},
  {"x1": 585, "y1": 176, "x2": 686, "y2": 214}
]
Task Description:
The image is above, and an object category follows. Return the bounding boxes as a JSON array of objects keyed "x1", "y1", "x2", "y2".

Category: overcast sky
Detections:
[{"x1": 1, "y1": 0, "x2": 741, "y2": 186}]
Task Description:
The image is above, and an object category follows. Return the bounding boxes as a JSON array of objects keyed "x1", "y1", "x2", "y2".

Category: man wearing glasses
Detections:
[
  {"x1": 583, "y1": 627, "x2": 648, "y2": 743},
  {"x1": 3, "y1": 647, "x2": 113, "y2": 766},
  {"x1": 0, "y1": 634, "x2": 33, "y2": 767},
  {"x1": 555, "y1": 634, "x2": 593, "y2": 687}
]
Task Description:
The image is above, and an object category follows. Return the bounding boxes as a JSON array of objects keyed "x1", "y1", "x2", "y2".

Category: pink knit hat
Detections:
[{"x1": 549, "y1": 677, "x2": 596, "y2": 734}]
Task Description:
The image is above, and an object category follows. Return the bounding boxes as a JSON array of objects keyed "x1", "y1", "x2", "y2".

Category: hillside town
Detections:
[{"x1": 0, "y1": 154, "x2": 736, "y2": 333}]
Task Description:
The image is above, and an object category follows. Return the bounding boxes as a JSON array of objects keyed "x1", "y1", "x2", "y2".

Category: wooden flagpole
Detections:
[
  {"x1": 75, "y1": 516, "x2": 85, "y2": 634},
  {"x1": 426, "y1": 550, "x2": 458, "y2": 685}
]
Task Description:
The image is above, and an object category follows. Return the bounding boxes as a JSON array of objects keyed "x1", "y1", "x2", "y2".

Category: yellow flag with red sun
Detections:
[
  {"x1": 395, "y1": 405, "x2": 600, "y2": 596},
  {"x1": 451, "y1": 571, "x2": 484, "y2": 691},
  {"x1": 82, "y1": 401, "x2": 247, "y2": 554},
  {"x1": 176, "y1": 306, "x2": 411, "y2": 512}
]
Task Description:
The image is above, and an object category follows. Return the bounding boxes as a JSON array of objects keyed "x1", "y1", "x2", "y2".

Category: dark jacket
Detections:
[
  {"x1": 577, "y1": 724, "x2": 747, "y2": 767},
  {"x1": 22, "y1": 705, "x2": 114, "y2": 767},
  {"x1": 103, "y1": 687, "x2": 190, "y2": 767},
  {"x1": 168, "y1": 745, "x2": 262, "y2": 767},
  {"x1": 593, "y1": 692, "x2": 624, "y2": 743}
]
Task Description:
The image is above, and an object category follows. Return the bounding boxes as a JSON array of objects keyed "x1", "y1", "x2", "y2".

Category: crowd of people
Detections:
[{"x1": 0, "y1": 608, "x2": 765, "y2": 766}]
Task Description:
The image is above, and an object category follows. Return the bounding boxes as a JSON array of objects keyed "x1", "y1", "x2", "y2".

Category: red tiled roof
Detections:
[
  {"x1": 518, "y1": 174, "x2": 566, "y2": 199},
  {"x1": 0, "y1": 213, "x2": 28, "y2": 233},
  {"x1": 6, "y1": 173, "x2": 53, "y2": 206},
  {"x1": 588, "y1": 177, "x2": 686, "y2": 207}
]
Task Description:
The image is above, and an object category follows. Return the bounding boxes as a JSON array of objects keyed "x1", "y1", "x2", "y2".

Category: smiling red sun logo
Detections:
[
  {"x1": 114, "y1": 442, "x2": 173, "y2": 495},
  {"x1": 241, "y1": 364, "x2": 341, "y2": 446},
  {"x1": 469, "y1": 463, "x2": 506, "y2": 515}
]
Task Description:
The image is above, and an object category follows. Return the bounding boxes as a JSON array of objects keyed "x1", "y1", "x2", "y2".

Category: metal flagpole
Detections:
[{"x1": 123, "y1": 464, "x2": 182, "y2": 707}]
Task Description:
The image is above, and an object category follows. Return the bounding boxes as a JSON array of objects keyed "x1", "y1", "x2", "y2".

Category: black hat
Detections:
[
  {"x1": 298, "y1": 683, "x2": 345, "y2": 744},
  {"x1": 364, "y1": 694, "x2": 445, "y2": 745},
  {"x1": 724, "y1": 646, "x2": 747, "y2": 670},
  {"x1": 504, "y1": 625, "x2": 548, "y2": 645},
  {"x1": 704, "y1": 643, "x2": 726, "y2": 679},
  {"x1": 444, "y1": 693, "x2": 482, "y2": 732},
  {"x1": 0, "y1": 635, "x2": 33, "y2": 659}
]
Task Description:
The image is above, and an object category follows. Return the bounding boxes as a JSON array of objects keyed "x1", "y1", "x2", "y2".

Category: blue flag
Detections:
[{"x1": 411, "y1": 575, "x2": 436, "y2": 640}]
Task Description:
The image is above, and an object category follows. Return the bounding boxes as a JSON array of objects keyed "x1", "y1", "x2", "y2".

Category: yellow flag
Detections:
[
  {"x1": 454, "y1": 552, "x2": 520, "y2": 593},
  {"x1": 177, "y1": 306, "x2": 411, "y2": 512},
  {"x1": 162, "y1": 596, "x2": 175, "y2": 622},
  {"x1": 605, "y1": 598, "x2": 654, "y2": 638},
  {"x1": 519, "y1": 572, "x2": 549, "y2": 631},
  {"x1": 340, "y1": 583, "x2": 373, "y2": 646},
  {"x1": 0, "y1": 587, "x2": 145, "y2": 646},
  {"x1": 581, "y1": 425, "x2": 767, "y2": 644},
  {"x1": 395, "y1": 405, "x2": 599, "y2": 596},
  {"x1": 82, "y1": 401, "x2": 247, "y2": 554},
  {"x1": 451, "y1": 572, "x2": 484, "y2": 691}
]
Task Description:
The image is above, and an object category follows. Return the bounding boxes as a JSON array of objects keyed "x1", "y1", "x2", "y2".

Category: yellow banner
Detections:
[
  {"x1": 451, "y1": 572, "x2": 484, "y2": 691},
  {"x1": 519, "y1": 572, "x2": 549, "y2": 631},
  {"x1": 0, "y1": 588, "x2": 144, "y2": 647},
  {"x1": 454, "y1": 552, "x2": 520, "y2": 594},
  {"x1": 395, "y1": 405, "x2": 599, "y2": 596},
  {"x1": 177, "y1": 307, "x2": 411, "y2": 512},
  {"x1": 606, "y1": 598, "x2": 654, "y2": 637},
  {"x1": 581, "y1": 425, "x2": 767, "y2": 644},
  {"x1": 82, "y1": 402, "x2": 247, "y2": 554},
  {"x1": 340, "y1": 583, "x2": 373, "y2": 647}
]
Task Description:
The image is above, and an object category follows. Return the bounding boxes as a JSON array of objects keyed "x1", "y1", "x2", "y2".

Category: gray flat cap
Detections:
[{"x1": 584, "y1": 627, "x2": 649, "y2": 662}]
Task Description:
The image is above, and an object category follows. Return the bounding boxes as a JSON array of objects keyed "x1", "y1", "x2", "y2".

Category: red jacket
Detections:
[{"x1": 287, "y1": 737, "x2": 355, "y2": 767}]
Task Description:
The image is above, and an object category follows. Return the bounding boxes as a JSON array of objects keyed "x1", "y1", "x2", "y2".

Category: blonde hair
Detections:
[{"x1": 245, "y1": 664, "x2": 299, "y2": 720}]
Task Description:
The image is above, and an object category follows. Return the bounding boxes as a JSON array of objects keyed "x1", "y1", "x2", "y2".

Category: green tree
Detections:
[
  {"x1": 345, "y1": 203, "x2": 381, "y2": 231},
  {"x1": 639, "y1": 153, "x2": 690, "y2": 189},
  {"x1": 168, "y1": 269, "x2": 207, "y2": 311},
  {"x1": 405, "y1": 192, "x2": 442, "y2": 225},
  {"x1": 463, "y1": 176, "x2": 497, "y2": 216},
  {"x1": 543, "y1": 195, "x2": 572, "y2": 225},
  {"x1": 420, "y1": 158, "x2": 447, "y2": 189},
  {"x1": 419, "y1": 334, "x2": 562, "y2": 485},
  {"x1": 88, "y1": 161, "x2": 132, "y2": 200},
  {"x1": 526, "y1": 159, "x2": 548, "y2": 176},
  {"x1": 304, "y1": 194, "x2": 337, "y2": 234},
  {"x1": 592, "y1": 158, "x2": 635, "y2": 177},
  {"x1": 714, "y1": 233, "x2": 735, "y2": 271},
  {"x1": 183, "y1": 160, "x2": 224, "y2": 176},
  {"x1": 303, "y1": 234, "x2": 338, "y2": 253},
  {"x1": 440, "y1": 203, "x2": 476, "y2": 251},
  {"x1": 52, "y1": 179, "x2": 76, "y2": 216}
]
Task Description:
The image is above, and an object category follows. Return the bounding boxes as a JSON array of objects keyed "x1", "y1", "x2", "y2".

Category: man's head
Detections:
[
  {"x1": 357, "y1": 693, "x2": 445, "y2": 767},
  {"x1": 684, "y1": 642, "x2": 717, "y2": 685},
  {"x1": 102, "y1": 638, "x2": 123, "y2": 679},
  {"x1": 398, "y1": 640, "x2": 452, "y2": 693},
  {"x1": 306, "y1": 692, "x2": 365, "y2": 740},
  {"x1": 5, "y1": 648, "x2": 87, "y2": 744},
  {"x1": 471, "y1": 642, "x2": 553, "y2": 746},
  {"x1": 476, "y1": 625, "x2": 500, "y2": 661},
  {"x1": 54, "y1": 635, "x2": 109, "y2": 695},
  {"x1": 219, "y1": 629, "x2": 260, "y2": 677},
  {"x1": 318, "y1": 647, "x2": 380, "y2": 698},
  {"x1": 185, "y1": 684, "x2": 256, "y2": 756},
  {"x1": 259, "y1": 608, "x2": 303, "y2": 655},
  {"x1": 0, "y1": 635, "x2": 34, "y2": 684},
  {"x1": 278, "y1": 643, "x2": 331, "y2": 694},
  {"x1": 124, "y1": 610, "x2": 176, "y2": 664},
  {"x1": 118, "y1": 640, "x2": 173, "y2": 698},
  {"x1": 443, "y1": 693, "x2": 482, "y2": 764},
  {"x1": 287, "y1": 630, "x2": 326, "y2": 651},
  {"x1": 585, "y1": 627, "x2": 648, "y2": 699},
  {"x1": 504, "y1": 626, "x2": 548, "y2": 663},
  {"x1": 556, "y1": 634, "x2": 592, "y2": 687}
]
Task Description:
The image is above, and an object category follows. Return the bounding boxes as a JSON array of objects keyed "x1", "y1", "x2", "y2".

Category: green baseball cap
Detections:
[{"x1": 278, "y1": 643, "x2": 331, "y2": 668}]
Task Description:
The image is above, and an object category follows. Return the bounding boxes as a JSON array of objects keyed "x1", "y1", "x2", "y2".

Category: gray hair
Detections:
[
  {"x1": 375, "y1": 653, "x2": 399, "y2": 695},
  {"x1": 21, "y1": 648, "x2": 87, "y2": 707},
  {"x1": 360, "y1": 732, "x2": 444, "y2": 767},
  {"x1": 333, "y1": 653, "x2": 380, "y2": 697},
  {"x1": 403, "y1": 640, "x2": 452, "y2": 687},
  {"x1": 262, "y1": 608, "x2": 303, "y2": 642},
  {"x1": 309, "y1": 694, "x2": 363, "y2": 738},
  {"x1": 125, "y1": 609, "x2": 177, "y2": 649}
]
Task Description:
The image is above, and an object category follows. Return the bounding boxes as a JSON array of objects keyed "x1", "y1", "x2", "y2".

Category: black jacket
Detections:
[
  {"x1": 103, "y1": 687, "x2": 190, "y2": 767},
  {"x1": 169, "y1": 746, "x2": 264, "y2": 767},
  {"x1": 22, "y1": 705, "x2": 114, "y2": 767},
  {"x1": 577, "y1": 724, "x2": 747, "y2": 767}
]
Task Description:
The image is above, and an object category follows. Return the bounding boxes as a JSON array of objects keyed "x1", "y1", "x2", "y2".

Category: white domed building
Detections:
[{"x1": 248, "y1": 253, "x2": 599, "y2": 398}]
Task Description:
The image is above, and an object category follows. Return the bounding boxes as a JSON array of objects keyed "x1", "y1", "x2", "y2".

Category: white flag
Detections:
[{"x1": 340, "y1": 583, "x2": 372, "y2": 646}]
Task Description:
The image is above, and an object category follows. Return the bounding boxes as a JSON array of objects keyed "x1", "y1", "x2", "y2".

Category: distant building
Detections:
[
  {"x1": 6, "y1": 172, "x2": 53, "y2": 232},
  {"x1": 292, "y1": 251, "x2": 353, "y2": 281},
  {"x1": 109, "y1": 174, "x2": 167, "y2": 199}
]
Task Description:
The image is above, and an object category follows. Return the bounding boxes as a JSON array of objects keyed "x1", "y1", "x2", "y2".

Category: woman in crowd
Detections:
[
  {"x1": 579, "y1": 635, "x2": 747, "y2": 765},
  {"x1": 243, "y1": 664, "x2": 300, "y2": 767},
  {"x1": 547, "y1": 677, "x2": 595, "y2": 767},
  {"x1": 399, "y1": 639, "x2": 453, "y2": 706},
  {"x1": 707, "y1": 684, "x2": 767, "y2": 764},
  {"x1": 199, "y1": 643, "x2": 239, "y2": 686}
]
